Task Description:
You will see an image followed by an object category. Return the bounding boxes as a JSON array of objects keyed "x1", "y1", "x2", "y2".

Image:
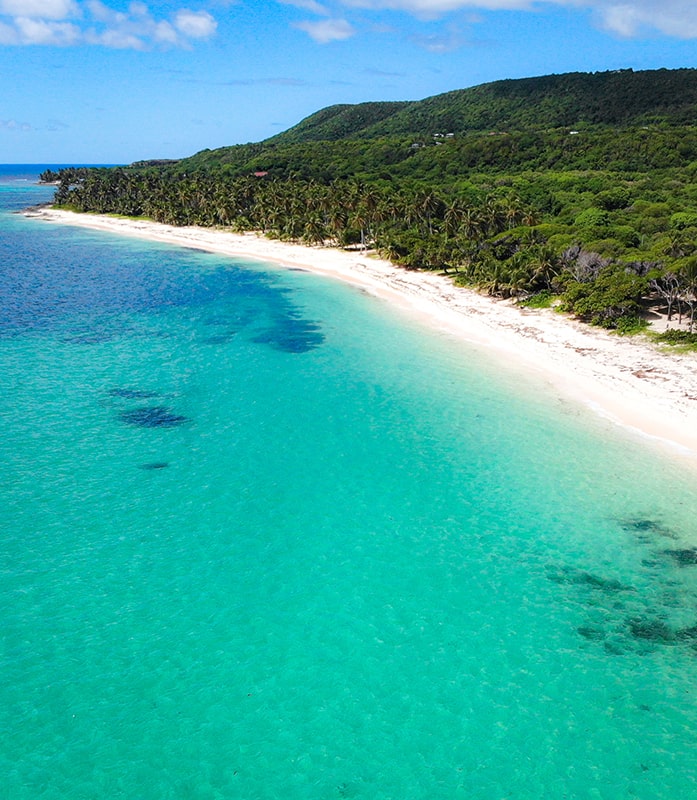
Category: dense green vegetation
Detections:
[
  {"x1": 41, "y1": 68, "x2": 697, "y2": 338},
  {"x1": 263, "y1": 68, "x2": 697, "y2": 142}
]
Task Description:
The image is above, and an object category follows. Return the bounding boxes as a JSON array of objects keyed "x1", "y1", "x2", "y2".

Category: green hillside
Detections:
[
  {"x1": 178, "y1": 68, "x2": 697, "y2": 176},
  {"x1": 353, "y1": 68, "x2": 697, "y2": 138},
  {"x1": 260, "y1": 67, "x2": 697, "y2": 146},
  {"x1": 264, "y1": 101, "x2": 410, "y2": 144}
]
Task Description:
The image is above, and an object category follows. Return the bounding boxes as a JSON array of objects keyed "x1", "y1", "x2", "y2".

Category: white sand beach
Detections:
[{"x1": 26, "y1": 206, "x2": 697, "y2": 463}]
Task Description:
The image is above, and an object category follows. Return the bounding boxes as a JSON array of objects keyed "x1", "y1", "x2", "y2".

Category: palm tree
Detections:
[
  {"x1": 483, "y1": 196, "x2": 507, "y2": 235},
  {"x1": 444, "y1": 199, "x2": 466, "y2": 239},
  {"x1": 661, "y1": 230, "x2": 691, "y2": 259},
  {"x1": 413, "y1": 190, "x2": 443, "y2": 235},
  {"x1": 302, "y1": 214, "x2": 328, "y2": 245},
  {"x1": 461, "y1": 206, "x2": 484, "y2": 241},
  {"x1": 503, "y1": 198, "x2": 520, "y2": 230},
  {"x1": 529, "y1": 244, "x2": 562, "y2": 292}
]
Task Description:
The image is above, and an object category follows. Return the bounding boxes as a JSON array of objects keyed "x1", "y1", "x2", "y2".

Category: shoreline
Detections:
[{"x1": 25, "y1": 206, "x2": 697, "y2": 464}]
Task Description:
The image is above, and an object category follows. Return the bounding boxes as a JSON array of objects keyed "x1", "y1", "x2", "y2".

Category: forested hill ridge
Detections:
[
  {"x1": 177, "y1": 67, "x2": 697, "y2": 175},
  {"x1": 265, "y1": 68, "x2": 697, "y2": 144},
  {"x1": 42, "y1": 67, "x2": 697, "y2": 342},
  {"x1": 264, "y1": 101, "x2": 411, "y2": 145}
]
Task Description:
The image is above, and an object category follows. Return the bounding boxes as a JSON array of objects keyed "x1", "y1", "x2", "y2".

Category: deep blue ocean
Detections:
[{"x1": 2, "y1": 166, "x2": 697, "y2": 799}]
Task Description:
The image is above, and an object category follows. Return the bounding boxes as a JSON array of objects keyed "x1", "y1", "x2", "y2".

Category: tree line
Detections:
[{"x1": 40, "y1": 162, "x2": 697, "y2": 337}]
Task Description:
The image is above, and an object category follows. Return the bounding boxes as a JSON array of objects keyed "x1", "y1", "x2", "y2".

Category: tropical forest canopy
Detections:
[{"x1": 42, "y1": 68, "x2": 697, "y2": 338}]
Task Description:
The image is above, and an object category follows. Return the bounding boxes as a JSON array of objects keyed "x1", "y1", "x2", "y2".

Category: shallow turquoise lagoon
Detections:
[{"x1": 1, "y1": 171, "x2": 697, "y2": 799}]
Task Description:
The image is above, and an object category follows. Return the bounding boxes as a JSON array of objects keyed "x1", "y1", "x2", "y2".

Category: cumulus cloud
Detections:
[
  {"x1": 588, "y1": 0, "x2": 697, "y2": 38},
  {"x1": 174, "y1": 9, "x2": 217, "y2": 38},
  {"x1": 294, "y1": 17, "x2": 355, "y2": 41},
  {"x1": 13, "y1": 16, "x2": 81, "y2": 44},
  {"x1": 0, "y1": 0, "x2": 218, "y2": 47},
  {"x1": 278, "y1": 0, "x2": 330, "y2": 12},
  {"x1": 597, "y1": 3, "x2": 642, "y2": 36},
  {"x1": 83, "y1": 0, "x2": 122, "y2": 23},
  {"x1": 341, "y1": 0, "x2": 531, "y2": 11},
  {"x1": 0, "y1": 0, "x2": 80, "y2": 19},
  {"x1": 335, "y1": 0, "x2": 697, "y2": 37}
]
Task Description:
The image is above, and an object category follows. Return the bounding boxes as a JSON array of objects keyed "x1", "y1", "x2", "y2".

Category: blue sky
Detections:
[{"x1": 1, "y1": 0, "x2": 696, "y2": 164}]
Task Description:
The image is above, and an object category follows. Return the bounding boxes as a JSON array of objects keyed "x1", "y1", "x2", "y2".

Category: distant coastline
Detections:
[{"x1": 25, "y1": 205, "x2": 697, "y2": 464}]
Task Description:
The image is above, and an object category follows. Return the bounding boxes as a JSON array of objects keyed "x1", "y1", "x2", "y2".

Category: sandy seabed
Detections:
[{"x1": 26, "y1": 207, "x2": 697, "y2": 465}]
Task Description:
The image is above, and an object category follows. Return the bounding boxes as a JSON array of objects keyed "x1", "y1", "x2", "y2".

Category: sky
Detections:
[{"x1": 1, "y1": 0, "x2": 696, "y2": 164}]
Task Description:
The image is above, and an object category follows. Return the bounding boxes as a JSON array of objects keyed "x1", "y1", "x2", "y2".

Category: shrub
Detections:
[
  {"x1": 532, "y1": 223, "x2": 572, "y2": 240},
  {"x1": 615, "y1": 316, "x2": 648, "y2": 335},
  {"x1": 575, "y1": 207, "x2": 611, "y2": 228},
  {"x1": 670, "y1": 211, "x2": 697, "y2": 230},
  {"x1": 561, "y1": 264, "x2": 649, "y2": 329},
  {"x1": 597, "y1": 188, "x2": 631, "y2": 211},
  {"x1": 653, "y1": 329, "x2": 697, "y2": 348},
  {"x1": 519, "y1": 290, "x2": 553, "y2": 308}
]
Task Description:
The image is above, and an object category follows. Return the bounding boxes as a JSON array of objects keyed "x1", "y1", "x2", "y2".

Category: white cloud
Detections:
[
  {"x1": 587, "y1": 0, "x2": 697, "y2": 39},
  {"x1": 0, "y1": 0, "x2": 79, "y2": 19},
  {"x1": 154, "y1": 19, "x2": 179, "y2": 44},
  {"x1": 0, "y1": 0, "x2": 218, "y2": 47},
  {"x1": 338, "y1": 0, "x2": 697, "y2": 37},
  {"x1": 597, "y1": 3, "x2": 641, "y2": 36},
  {"x1": 294, "y1": 16, "x2": 355, "y2": 40},
  {"x1": 341, "y1": 0, "x2": 531, "y2": 12},
  {"x1": 86, "y1": 26, "x2": 145, "y2": 48},
  {"x1": 84, "y1": 0, "x2": 122, "y2": 23},
  {"x1": 174, "y1": 9, "x2": 217, "y2": 39},
  {"x1": 12, "y1": 16, "x2": 81, "y2": 44},
  {"x1": 278, "y1": 0, "x2": 330, "y2": 13}
]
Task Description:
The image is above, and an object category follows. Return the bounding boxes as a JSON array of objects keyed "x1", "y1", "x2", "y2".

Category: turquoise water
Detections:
[{"x1": 2, "y1": 170, "x2": 697, "y2": 799}]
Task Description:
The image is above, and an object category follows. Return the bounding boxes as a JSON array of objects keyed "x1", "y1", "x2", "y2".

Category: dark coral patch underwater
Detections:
[
  {"x1": 619, "y1": 517, "x2": 677, "y2": 540},
  {"x1": 252, "y1": 319, "x2": 324, "y2": 353},
  {"x1": 663, "y1": 548, "x2": 697, "y2": 566},
  {"x1": 546, "y1": 565, "x2": 634, "y2": 593},
  {"x1": 119, "y1": 406, "x2": 189, "y2": 428}
]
